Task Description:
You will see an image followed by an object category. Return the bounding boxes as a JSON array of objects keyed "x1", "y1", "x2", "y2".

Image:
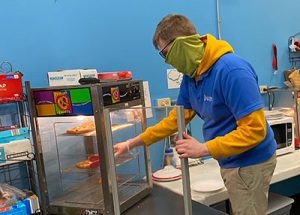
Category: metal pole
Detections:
[
  {"x1": 216, "y1": 0, "x2": 222, "y2": 40},
  {"x1": 176, "y1": 105, "x2": 192, "y2": 215},
  {"x1": 25, "y1": 81, "x2": 48, "y2": 214},
  {"x1": 268, "y1": 90, "x2": 273, "y2": 111},
  {"x1": 104, "y1": 108, "x2": 121, "y2": 215}
]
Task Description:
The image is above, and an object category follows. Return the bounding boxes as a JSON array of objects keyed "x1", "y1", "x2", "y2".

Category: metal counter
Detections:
[{"x1": 123, "y1": 185, "x2": 227, "y2": 215}]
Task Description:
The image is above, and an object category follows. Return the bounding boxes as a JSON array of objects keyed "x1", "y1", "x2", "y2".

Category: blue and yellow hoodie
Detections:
[{"x1": 139, "y1": 34, "x2": 276, "y2": 168}]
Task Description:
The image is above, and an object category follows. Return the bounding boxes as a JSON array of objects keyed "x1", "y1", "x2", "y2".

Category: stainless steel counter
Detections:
[{"x1": 123, "y1": 185, "x2": 227, "y2": 215}]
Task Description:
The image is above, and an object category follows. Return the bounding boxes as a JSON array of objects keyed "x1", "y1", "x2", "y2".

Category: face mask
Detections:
[{"x1": 165, "y1": 34, "x2": 205, "y2": 78}]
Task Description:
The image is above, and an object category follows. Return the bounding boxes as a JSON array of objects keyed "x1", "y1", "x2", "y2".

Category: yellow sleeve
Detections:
[
  {"x1": 206, "y1": 108, "x2": 267, "y2": 159},
  {"x1": 139, "y1": 107, "x2": 196, "y2": 146}
]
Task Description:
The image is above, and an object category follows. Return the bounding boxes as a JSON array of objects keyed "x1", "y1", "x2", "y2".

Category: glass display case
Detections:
[{"x1": 25, "y1": 80, "x2": 153, "y2": 215}]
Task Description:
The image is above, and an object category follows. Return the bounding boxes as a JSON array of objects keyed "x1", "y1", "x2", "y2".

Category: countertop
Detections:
[{"x1": 154, "y1": 150, "x2": 300, "y2": 206}]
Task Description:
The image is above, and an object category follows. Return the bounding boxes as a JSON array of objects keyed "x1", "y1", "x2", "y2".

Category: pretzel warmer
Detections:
[{"x1": 25, "y1": 80, "x2": 153, "y2": 215}]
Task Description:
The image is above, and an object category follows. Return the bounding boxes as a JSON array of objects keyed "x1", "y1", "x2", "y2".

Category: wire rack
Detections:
[
  {"x1": 289, "y1": 32, "x2": 300, "y2": 68},
  {"x1": 0, "y1": 161, "x2": 32, "y2": 190},
  {"x1": 0, "y1": 61, "x2": 13, "y2": 73}
]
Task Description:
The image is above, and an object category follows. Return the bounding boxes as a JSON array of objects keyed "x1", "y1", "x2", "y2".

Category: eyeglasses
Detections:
[{"x1": 159, "y1": 40, "x2": 174, "y2": 59}]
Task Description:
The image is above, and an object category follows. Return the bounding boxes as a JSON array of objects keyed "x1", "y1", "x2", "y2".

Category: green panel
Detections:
[
  {"x1": 69, "y1": 88, "x2": 91, "y2": 103},
  {"x1": 53, "y1": 91, "x2": 72, "y2": 115}
]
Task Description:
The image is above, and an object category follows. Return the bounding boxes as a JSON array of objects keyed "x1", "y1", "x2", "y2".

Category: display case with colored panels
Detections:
[{"x1": 25, "y1": 80, "x2": 153, "y2": 215}]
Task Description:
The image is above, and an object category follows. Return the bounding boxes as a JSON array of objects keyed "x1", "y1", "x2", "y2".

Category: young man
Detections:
[{"x1": 114, "y1": 14, "x2": 277, "y2": 215}]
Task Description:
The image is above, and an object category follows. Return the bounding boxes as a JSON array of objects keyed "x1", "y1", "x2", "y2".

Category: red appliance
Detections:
[
  {"x1": 97, "y1": 71, "x2": 132, "y2": 81},
  {"x1": 0, "y1": 72, "x2": 24, "y2": 103}
]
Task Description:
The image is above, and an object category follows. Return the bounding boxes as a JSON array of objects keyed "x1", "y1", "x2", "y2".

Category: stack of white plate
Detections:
[
  {"x1": 191, "y1": 179, "x2": 225, "y2": 193},
  {"x1": 264, "y1": 110, "x2": 285, "y2": 120},
  {"x1": 152, "y1": 166, "x2": 182, "y2": 182}
]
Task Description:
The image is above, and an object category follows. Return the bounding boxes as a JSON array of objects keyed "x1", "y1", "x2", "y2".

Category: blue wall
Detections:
[
  {"x1": 1, "y1": 1, "x2": 299, "y2": 88},
  {"x1": 1, "y1": 0, "x2": 300, "y2": 171}
]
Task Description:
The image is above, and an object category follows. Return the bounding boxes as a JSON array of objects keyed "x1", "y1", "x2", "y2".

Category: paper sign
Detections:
[
  {"x1": 143, "y1": 81, "x2": 153, "y2": 118},
  {"x1": 167, "y1": 69, "x2": 183, "y2": 89}
]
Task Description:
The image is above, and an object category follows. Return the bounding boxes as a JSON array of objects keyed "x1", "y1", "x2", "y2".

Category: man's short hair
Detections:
[{"x1": 153, "y1": 14, "x2": 197, "y2": 50}]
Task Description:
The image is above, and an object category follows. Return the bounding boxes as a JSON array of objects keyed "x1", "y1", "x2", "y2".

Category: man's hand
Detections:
[
  {"x1": 176, "y1": 132, "x2": 210, "y2": 159},
  {"x1": 114, "y1": 141, "x2": 129, "y2": 158},
  {"x1": 114, "y1": 137, "x2": 144, "y2": 159}
]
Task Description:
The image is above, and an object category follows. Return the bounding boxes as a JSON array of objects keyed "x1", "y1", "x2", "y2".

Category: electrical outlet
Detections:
[
  {"x1": 157, "y1": 98, "x2": 171, "y2": 107},
  {"x1": 259, "y1": 85, "x2": 268, "y2": 94}
]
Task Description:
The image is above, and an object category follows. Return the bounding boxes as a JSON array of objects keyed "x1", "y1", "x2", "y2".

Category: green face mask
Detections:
[{"x1": 165, "y1": 34, "x2": 205, "y2": 78}]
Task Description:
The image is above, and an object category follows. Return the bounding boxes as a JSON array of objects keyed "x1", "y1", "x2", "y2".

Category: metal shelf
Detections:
[
  {"x1": 0, "y1": 99, "x2": 36, "y2": 193},
  {"x1": 50, "y1": 173, "x2": 143, "y2": 212},
  {"x1": 0, "y1": 161, "x2": 32, "y2": 189},
  {"x1": 61, "y1": 154, "x2": 138, "y2": 174},
  {"x1": 289, "y1": 33, "x2": 300, "y2": 68},
  {"x1": 59, "y1": 123, "x2": 134, "y2": 137}
]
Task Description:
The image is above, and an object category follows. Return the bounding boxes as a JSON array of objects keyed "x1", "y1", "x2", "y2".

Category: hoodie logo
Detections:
[{"x1": 204, "y1": 94, "x2": 213, "y2": 102}]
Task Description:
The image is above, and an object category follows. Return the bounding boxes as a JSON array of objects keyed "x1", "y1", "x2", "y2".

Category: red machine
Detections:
[
  {"x1": 97, "y1": 71, "x2": 132, "y2": 81},
  {"x1": 0, "y1": 72, "x2": 24, "y2": 103}
]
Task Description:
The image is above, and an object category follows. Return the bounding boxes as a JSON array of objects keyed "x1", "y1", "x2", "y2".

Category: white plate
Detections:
[
  {"x1": 191, "y1": 179, "x2": 225, "y2": 193},
  {"x1": 152, "y1": 175, "x2": 182, "y2": 182},
  {"x1": 152, "y1": 166, "x2": 182, "y2": 179}
]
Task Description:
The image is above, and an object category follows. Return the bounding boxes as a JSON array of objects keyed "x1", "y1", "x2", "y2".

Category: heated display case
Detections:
[{"x1": 25, "y1": 80, "x2": 154, "y2": 215}]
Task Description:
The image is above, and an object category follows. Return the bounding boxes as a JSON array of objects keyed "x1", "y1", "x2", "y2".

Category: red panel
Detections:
[
  {"x1": 97, "y1": 71, "x2": 132, "y2": 81},
  {"x1": 0, "y1": 72, "x2": 24, "y2": 103}
]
